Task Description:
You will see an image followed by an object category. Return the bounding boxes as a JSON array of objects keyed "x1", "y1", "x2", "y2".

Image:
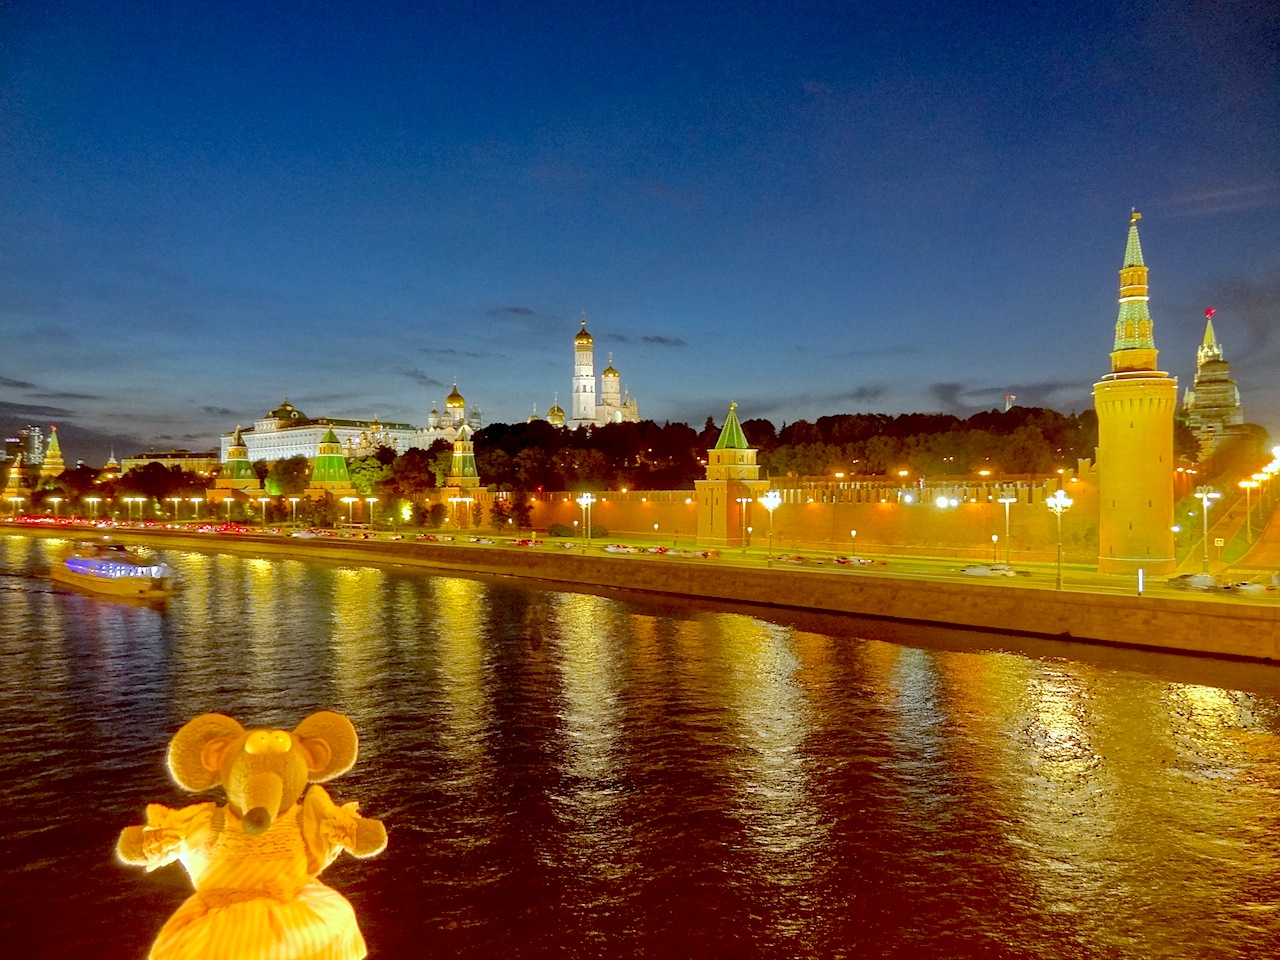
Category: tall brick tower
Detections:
[{"x1": 1093, "y1": 211, "x2": 1177, "y2": 575}]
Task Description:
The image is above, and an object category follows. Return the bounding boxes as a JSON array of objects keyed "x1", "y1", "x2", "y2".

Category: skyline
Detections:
[{"x1": 3, "y1": 0, "x2": 1278, "y2": 466}]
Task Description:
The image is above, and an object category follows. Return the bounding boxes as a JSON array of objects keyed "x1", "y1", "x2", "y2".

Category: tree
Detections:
[
  {"x1": 265, "y1": 456, "x2": 310, "y2": 496},
  {"x1": 348, "y1": 456, "x2": 390, "y2": 495},
  {"x1": 488, "y1": 497, "x2": 512, "y2": 530}
]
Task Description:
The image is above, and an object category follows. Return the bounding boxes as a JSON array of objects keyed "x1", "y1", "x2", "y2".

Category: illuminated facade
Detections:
[
  {"x1": 1183, "y1": 310, "x2": 1246, "y2": 461},
  {"x1": 571, "y1": 316, "x2": 640, "y2": 427},
  {"x1": 411, "y1": 382, "x2": 482, "y2": 448},
  {"x1": 39, "y1": 426, "x2": 65, "y2": 481},
  {"x1": 1092, "y1": 212, "x2": 1177, "y2": 575},
  {"x1": 221, "y1": 399, "x2": 419, "y2": 463}
]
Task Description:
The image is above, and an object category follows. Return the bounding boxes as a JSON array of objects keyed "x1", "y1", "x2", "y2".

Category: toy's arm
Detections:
[
  {"x1": 302, "y1": 785, "x2": 387, "y2": 874},
  {"x1": 117, "y1": 802, "x2": 216, "y2": 871}
]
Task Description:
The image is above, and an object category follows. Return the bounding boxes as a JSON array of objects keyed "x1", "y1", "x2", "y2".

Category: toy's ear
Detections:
[
  {"x1": 293, "y1": 711, "x2": 358, "y2": 782},
  {"x1": 167, "y1": 714, "x2": 245, "y2": 791}
]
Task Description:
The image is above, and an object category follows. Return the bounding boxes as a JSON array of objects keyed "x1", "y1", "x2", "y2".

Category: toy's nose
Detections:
[{"x1": 241, "y1": 771, "x2": 284, "y2": 836}]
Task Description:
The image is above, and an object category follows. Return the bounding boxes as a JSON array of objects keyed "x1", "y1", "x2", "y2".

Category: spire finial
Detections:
[
  {"x1": 580, "y1": 311, "x2": 587, "y2": 330},
  {"x1": 729, "y1": 401, "x2": 738, "y2": 411},
  {"x1": 1130, "y1": 208, "x2": 1140, "y2": 224}
]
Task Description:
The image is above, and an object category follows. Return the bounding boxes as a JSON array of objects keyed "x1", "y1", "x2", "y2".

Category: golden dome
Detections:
[
  {"x1": 574, "y1": 314, "x2": 593, "y2": 345},
  {"x1": 602, "y1": 365, "x2": 619, "y2": 378},
  {"x1": 445, "y1": 383, "x2": 465, "y2": 408}
]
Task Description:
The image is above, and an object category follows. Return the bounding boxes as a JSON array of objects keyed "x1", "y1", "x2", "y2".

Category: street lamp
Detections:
[
  {"x1": 341, "y1": 496, "x2": 358, "y2": 526},
  {"x1": 991, "y1": 534, "x2": 999, "y2": 563},
  {"x1": 168, "y1": 496, "x2": 182, "y2": 521},
  {"x1": 734, "y1": 496, "x2": 753, "y2": 548},
  {"x1": 85, "y1": 496, "x2": 101, "y2": 520},
  {"x1": 1046, "y1": 489, "x2": 1073, "y2": 590},
  {"x1": 997, "y1": 494, "x2": 1016, "y2": 564},
  {"x1": 760, "y1": 490, "x2": 781, "y2": 564},
  {"x1": 7, "y1": 496, "x2": 23, "y2": 518},
  {"x1": 1239, "y1": 479, "x2": 1260, "y2": 541},
  {"x1": 365, "y1": 496, "x2": 378, "y2": 529},
  {"x1": 48, "y1": 496, "x2": 62, "y2": 519},
  {"x1": 1194, "y1": 486, "x2": 1221, "y2": 572},
  {"x1": 257, "y1": 497, "x2": 270, "y2": 528},
  {"x1": 189, "y1": 497, "x2": 202, "y2": 520},
  {"x1": 288, "y1": 497, "x2": 300, "y2": 526},
  {"x1": 576, "y1": 493, "x2": 596, "y2": 543}
]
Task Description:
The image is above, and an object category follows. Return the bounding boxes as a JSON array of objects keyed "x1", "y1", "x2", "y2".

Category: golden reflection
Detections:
[
  {"x1": 330, "y1": 566, "x2": 390, "y2": 699},
  {"x1": 549, "y1": 592, "x2": 625, "y2": 788},
  {"x1": 432, "y1": 577, "x2": 493, "y2": 766},
  {"x1": 712, "y1": 613, "x2": 825, "y2": 858}
]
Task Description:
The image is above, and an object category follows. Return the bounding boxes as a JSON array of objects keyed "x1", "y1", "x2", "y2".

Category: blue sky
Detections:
[{"x1": 2, "y1": 0, "x2": 1278, "y2": 465}]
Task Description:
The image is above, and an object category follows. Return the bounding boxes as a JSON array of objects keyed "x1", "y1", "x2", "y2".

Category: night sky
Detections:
[{"x1": 3, "y1": 0, "x2": 1278, "y2": 465}]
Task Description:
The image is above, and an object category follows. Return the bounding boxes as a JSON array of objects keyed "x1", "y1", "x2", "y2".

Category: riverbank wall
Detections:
[{"x1": 23, "y1": 527, "x2": 1278, "y2": 662}]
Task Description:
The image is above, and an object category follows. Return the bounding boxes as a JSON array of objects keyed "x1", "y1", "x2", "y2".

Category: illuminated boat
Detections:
[{"x1": 50, "y1": 542, "x2": 174, "y2": 598}]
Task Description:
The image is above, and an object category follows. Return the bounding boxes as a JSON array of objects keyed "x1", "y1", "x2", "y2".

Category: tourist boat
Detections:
[{"x1": 50, "y1": 541, "x2": 174, "y2": 599}]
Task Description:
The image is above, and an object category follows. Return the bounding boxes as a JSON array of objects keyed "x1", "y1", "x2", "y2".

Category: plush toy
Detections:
[{"x1": 117, "y1": 711, "x2": 388, "y2": 960}]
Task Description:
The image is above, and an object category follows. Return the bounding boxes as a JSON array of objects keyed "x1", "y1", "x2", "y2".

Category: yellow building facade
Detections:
[{"x1": 1092, "y1": 212, "x2": 1177, "y2": 575}]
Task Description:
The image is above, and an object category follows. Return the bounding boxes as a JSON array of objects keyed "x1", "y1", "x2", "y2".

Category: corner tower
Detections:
[
  {"x1": 1092, "y1": 211, "x2": 1177, "y2": 575},
  {"x1": 695, "y1": 402, "x2": 769, "y2": 547}
]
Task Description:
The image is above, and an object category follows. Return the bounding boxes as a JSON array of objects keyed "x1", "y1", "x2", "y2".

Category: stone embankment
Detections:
[{"x1": 31, "y1": 527, "x2": 1278, "y2": 663}]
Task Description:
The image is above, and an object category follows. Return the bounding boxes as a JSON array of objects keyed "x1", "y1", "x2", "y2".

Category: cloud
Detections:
[
  {"x1": 1163, "y1": 182, "x2": 1280, "y2": 218},
  {"x1": 641, "y1": 335, "x2": 688, "y2": 347},
  {"x1": 427, "y1": 346, "x2": 495, "y2": 359},
  {"x1": 201, "y1": 405, "x2": 238, "y2": 417},
  {"x1": 487, "y1": 306, "x2": 537, "y2": 317},
  {"x1": 929, "y1": 381, "x2": 1091, "y2": 415},
  {"x1": 832, "y1": 385, "x2": 888, "y2": 403},
  {"x1": 399, "y1": 368, "x2": 447, "y2": 388},
  {"x1": 28, "y1": 391, "x2": 103, "y2": 401},
  {"x1": 0, "y1": 376, "x2": 37, "y2": 390}
]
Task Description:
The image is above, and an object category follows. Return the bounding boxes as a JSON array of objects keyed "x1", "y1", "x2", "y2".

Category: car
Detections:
[
  {"x1": 960, "y1": 564, "x2": 1017, "y2": 577},
  {"x1": 603, "y1": 543, "x2": 641, "y2": 553},
  {"x1": 835, "y1": 556, "x2": 875, "y2": 566},
  {"x1": 1166, "y1": 573, "x2": 1219, "y2": 591}
]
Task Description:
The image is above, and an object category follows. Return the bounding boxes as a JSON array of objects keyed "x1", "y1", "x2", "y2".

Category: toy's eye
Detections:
[
  {"x1": 271, "y1": 731, "x2": 292, "y2": 753},
  {"x1": 245, "y1": 731, "x2": 272, "y2": 755}
]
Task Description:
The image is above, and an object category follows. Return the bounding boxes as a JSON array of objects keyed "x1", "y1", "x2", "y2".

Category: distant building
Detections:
[
  {"x1": 1182, "y1": 309, "x2": 1247, "y2": 462},
  {"x1": 570, "y1": 316, "x2": 640, "y2": 427},
  {"x1": 695, "y1": 402, "x2": 769, "y2": 547},
  {"x1": 410, "y1": 382, "x2": 482, "y2": 448},
  {"x1": 221, "y1": 399, "x2": 420, "y2": 464},
  {"x1": 3, "y1": 425, "x2": 45, "y2": 465},
  {"x1": 121, "y1": 449, "x2": 221, "y2": 477},
  {"x1": 1092, "y1": 211, "x2": 1177, "y2": 576}
]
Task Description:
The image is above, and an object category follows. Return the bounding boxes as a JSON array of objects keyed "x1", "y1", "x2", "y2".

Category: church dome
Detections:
[
  {"x1": 267, "y1": 398, "x2": 306, "y2": 420},
  {"x1": 602, "y1": 364, "x2": 619, "y2": 378},
  {"x1": 446, "y1": 383, "x2": 465, "y2": 409},
  {"x1": 547, "y1": 402, "x2": 565, "y2": 427},
  {"x1": 574, "y1": 318, "x2": 594, "y2": 345},
  {"x1": 527, "y1": 406, "x2": 542, "y2": 423}
]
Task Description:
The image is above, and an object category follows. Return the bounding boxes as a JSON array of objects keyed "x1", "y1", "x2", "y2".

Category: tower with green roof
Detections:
[
  {"x1": 39, "y1": 425, "x2": 66, "y2": 483},
  {"x1": 1093, "y1": 211, "x2": 1177, "y2": 575},
  {"x1": 447, "y1": 423, "x2": 480, "y2": 489},
  {"x1": 307, "y1": 428, "x2": 356, "y2": 494},
  {"x1": 695, "y1": 402, "x2": 770, "y2": 546}
]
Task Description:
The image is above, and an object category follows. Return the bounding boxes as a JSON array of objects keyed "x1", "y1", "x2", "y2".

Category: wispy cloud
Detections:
[
  {"x1": 1164, "y1": 182, "x2": 1280, "y2": 218},
  {"x1": 0, "y1": 376, "x2": 38, "y2": 390},
  {"x1": 487, "y1": 305, "x2": 537, "y2": 317},
  {"x1": 642, "y1": 335, "x2": 688, "y2": 347},
  {"x1": 399, "y1": 368, "x2": 447, "y2": 388},
  {"x1": 29, "y1": 391, "x2": 102, "y2": 401}
]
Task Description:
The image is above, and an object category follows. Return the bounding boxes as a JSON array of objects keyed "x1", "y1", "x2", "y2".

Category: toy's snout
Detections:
[{"x1": 241, "y1": 770, "x2": 286, "y2": 835}]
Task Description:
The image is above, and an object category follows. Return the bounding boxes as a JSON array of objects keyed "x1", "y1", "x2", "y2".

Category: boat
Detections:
[{"x1": 50, "y1": 541, "x2": 174, "y2": 599}]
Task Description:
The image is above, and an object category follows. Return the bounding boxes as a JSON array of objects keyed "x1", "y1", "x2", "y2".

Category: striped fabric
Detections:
[{"x1": 131, "y1": 787, "x2": 371, "y2": 960}]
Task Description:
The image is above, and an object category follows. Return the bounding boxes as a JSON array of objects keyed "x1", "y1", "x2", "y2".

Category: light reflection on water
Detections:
[{"x1": 2, "y1": 534, "x2": 1279, "y2": 958}]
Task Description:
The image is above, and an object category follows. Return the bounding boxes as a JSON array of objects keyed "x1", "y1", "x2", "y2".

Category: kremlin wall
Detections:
[{"x1": 2, "y1": 214, "x2": 1270, "y2": 575}]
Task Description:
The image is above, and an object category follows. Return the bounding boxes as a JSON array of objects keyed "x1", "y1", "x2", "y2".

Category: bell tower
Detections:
[{"x1": 1092, "y1": 211, "x2": 1177, "y2": 575}]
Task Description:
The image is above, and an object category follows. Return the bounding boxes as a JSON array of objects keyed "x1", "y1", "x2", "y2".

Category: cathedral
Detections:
[
  {"x1": 1182, "y1": 308, "x2": 1247, "y2": 461},
  {"x1": 569, "y1": 315, "x2": 640, "y2": 427}
]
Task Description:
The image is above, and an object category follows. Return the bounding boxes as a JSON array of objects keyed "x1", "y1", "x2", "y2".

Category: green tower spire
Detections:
[
  {"x1": 1111, "y1": 210, "x2": 1158, "y2": 372},
  {"x1": 713, "y1": 402, "x2": 750, "y2": 450},
  {"x1": 222, "y1": 426, "x2": 258, "y2": 481}
]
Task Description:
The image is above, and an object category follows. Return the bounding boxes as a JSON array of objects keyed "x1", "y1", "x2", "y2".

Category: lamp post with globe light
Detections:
[
  {"x1": 1239, "y1": 479, "x2": 1260, "y2": 541},
  {"x1": 1194, "y1": 486, "x2": 1221, "y2": 572},
  {"x1": 997, "y1": 494, "x2": 1016, "y2": 564},
  {"x1": 1046, "y1": 489, "x2": 1073, "y2": 590},
  {"x1": 576, "y1": 493, "x2": 596, "y2": 544},
  {"x1": 760, "y1": 490, "x2": 781, "y2": 564}
]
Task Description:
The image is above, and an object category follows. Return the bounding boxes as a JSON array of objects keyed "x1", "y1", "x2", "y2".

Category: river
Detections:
[{"x1": 2, "y1": 533, "x2": 1279, "y2": 958}]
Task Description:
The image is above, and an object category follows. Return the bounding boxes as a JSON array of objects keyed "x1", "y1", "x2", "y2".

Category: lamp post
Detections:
[
  {"x1": 48, "y1": 496, "x2": 62, "y2": 519},
  {"x1": 365, "y1": 497, "x2": 378, "y2": 529},
  {"x1": 576, "y1": 493, "x2": 596, "y2": 544},
  {"x1": 991, "y1": 534, "x2": 999, "y2": 563},
  {"x1": 7, "y1": 496, "x2": 23, "y2": 518},
  {"x1": 342, "y1": 497, "x2": 358, "y2": 526},
  {"x1": 85, "y1": 496, "x2": 101, "y2": 520},
  {"x1": 1194, "y1": 486, "x2": 1221, "y2": 572},
  {"x1": 168, "y1": 496, "x2": 182, "y2": 522},
  {"x1": 257, "y1": 497, "x2": 270, "y2": 529},
  {"x1": 1239, "y1": 479, "x2": 1260, "y2": 541},
  {"x1": 997, "y1": 494, "x2": 1016, "y2": 564},
  {"x1": 225, "y1": 498, "x2": 233, "y2": 522},
  {"x1": 760, "y1": 490, "x2": 781, "y2": 564},
  {"x1": 1046, "y1": 489, "x2": 1073, "y2": 590},
  {"x1": 189, "y1": 497, "x2": 202, "y2": 521},
  {"x1": 288, "y1": 497, "x2": 299, "y2": 526},
  {"x1": 734, "y1": 496, "x2": 753, "y2": 548}
]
